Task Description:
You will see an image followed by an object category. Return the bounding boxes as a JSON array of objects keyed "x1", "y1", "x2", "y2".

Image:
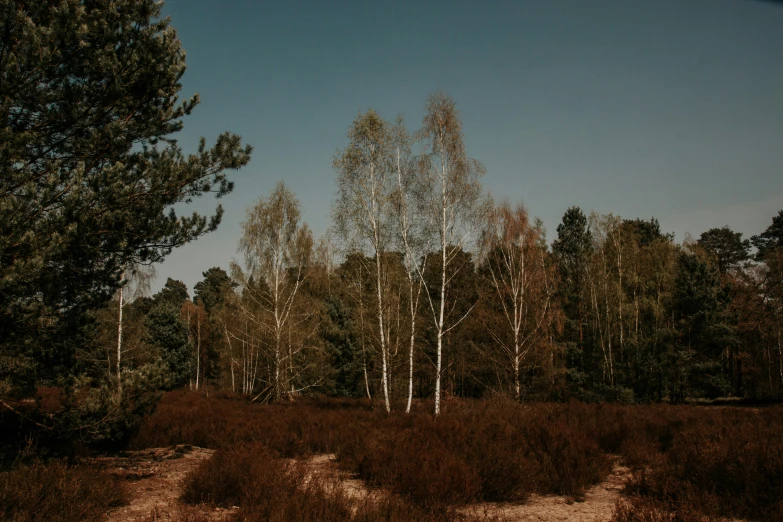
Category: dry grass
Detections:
[
  {"x1": 7, "y1": 391, "x2": 778, "y2": 521},
  {"x1": 0, "y1": 460, "x2": 127, "y2": 522}
]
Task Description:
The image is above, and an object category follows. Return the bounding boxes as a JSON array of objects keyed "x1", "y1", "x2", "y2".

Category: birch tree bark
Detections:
[
  {"x1": 235, "y1": 182, "x2": 313, "y2": 401},
  {"x1": 418, "y1": 92, "x2": 487, "y2": 415},
  {"x1": 333, "y1": 110, "x2": 396, "y2": 412},
  {"x1": 479, "y1": 201, "x2": 556, "y2": 399}
]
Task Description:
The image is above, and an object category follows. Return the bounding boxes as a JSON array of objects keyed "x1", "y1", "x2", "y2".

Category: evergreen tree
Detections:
[
  {"x1": 667, "y1": 251, "x2": 732, "y2": 401},
  {"x1": 751, "y1": 210, "x2": 783, "y2": 260},
  {"x1": 0, "y1": 0, "x2": 252, "y2": 396},
  {"x1": 698, "y1": 226, "x2": 751, "y2": 275},
  {"x1": 145, "y1": 303, "x2": 192, "y2": 390},
  {"x1": 322, "y1": 296, "x2": 363, "y2": 397},
  {"x1": 552, "y1": 206, "x2": 593, "y2": 391},
  {"x1": 153, "y1": 278, "x2": 190, "y2": 309},
  {"x1": 194, "y1": 267, "x2": 235, "y2": 313}
]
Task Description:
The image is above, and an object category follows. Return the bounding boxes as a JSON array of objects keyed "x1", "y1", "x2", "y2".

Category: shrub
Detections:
[{"x1": 0, "y1": 460, "x2": 127, "y2": 522}]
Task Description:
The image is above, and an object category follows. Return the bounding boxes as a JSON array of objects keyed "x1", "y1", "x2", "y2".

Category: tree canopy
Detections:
[{"x1": 0, "y1": 0, "x2": 251, "y2": 396}]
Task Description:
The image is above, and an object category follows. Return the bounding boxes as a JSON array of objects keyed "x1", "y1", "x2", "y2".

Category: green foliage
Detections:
[
  {"x1": 697, "y1": 226, "x2": 750, "y2": 274},
  {"x1": 322, "y1": 296, "x2": 364, "y2": 397},
  {"x1": 552, "y1": 207, "x2": 593, "y2": 387},
  {"x1": 621, "y1": 217, "x2": 671, "y2": 246},
  {"x1": 751, "y1": 209, "x2": 783, "y2": 260},
  {"x1": 666, "y1": 251, "x2": 732, "y2": 401},
  {"x1": 153, "y1": 278, "x2": 190, "y2": 309},
  {"x1": 194, "y1": 267, "x2": 235, "y2": 313},
  {"x1": 0, "y1": 0, "x2": 251, "y2": 398},
  {"x1": 145, "y1": 303, "x2": 192, "y2": 390}
]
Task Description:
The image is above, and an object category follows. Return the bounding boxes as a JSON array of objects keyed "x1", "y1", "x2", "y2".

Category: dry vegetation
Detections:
[
  {"x1": 2, "y1": 391, "x2": 781, "y2": 521},
  {"x1": 0, "y1": 460, "x2": 127, "y2": 522}
]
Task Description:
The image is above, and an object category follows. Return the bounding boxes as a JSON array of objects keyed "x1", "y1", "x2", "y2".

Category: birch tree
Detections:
[
  {"x1": 333, "y1": 110, "x2": 396, "y2": 412},
  {"x1": 418, "y1": 92, "x2": 488, "y2": 415},
  {"x1": 390, "y1": 116, "x2": 428, "y2": 413},
  {"x1": 479, "y1": 201, "x2": 556, "y2": 399},
  {"x1": 236, "y1": 182, "x2": 313, "y2": 400},
  {"x1": 181, "y1": 299, "x2": 208, "y2": 390},
  {"x1": 114, "y1": 264, "x2": 155, "y2": 395}
]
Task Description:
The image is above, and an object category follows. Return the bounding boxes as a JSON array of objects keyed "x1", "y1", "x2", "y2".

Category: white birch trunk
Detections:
[
  {"x1": 116, "y1": 280, "x2": 124, "y2": 395},
  {"x1": 434, "y1": 142, "x2": 447, "y2": 416}
]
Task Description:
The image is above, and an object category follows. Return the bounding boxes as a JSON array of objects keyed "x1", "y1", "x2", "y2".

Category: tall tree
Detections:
[
  {"x1": 194, "y1": 267, "x2": 235, "y2": 314},
  {"x1": 753, "y1": 211, "x2": 783, "y2": 395},
  {"x1": 0, "y1": 0, "x2": 252, "y2": 398},
  {"x1": 552, "y1": 207, "x2": 593, "y2": 388},
  {"x1": 390, "y1": 115, "x2": 428, "y2": 413},
  {"x1": 751, "y1": 210, "x2": 783, "y2": 260},
  {"x1": 236, "y1": 182, "x2": 313, "y2": 400},
  {"x1": 418, "y1": 92, "x2": 488, "y2": 415},
  {"x1": 114, "y1": 264, "x2": 155, "y2": 395},
  {"x1": 479, "y1": 201, "x2": 556, "y2": 399},
  {"x1": 698, "y1": 226, "x2": 751, "y2": 275},
  {"x1": 333, "y1": 110, "x2": 396, "y2": 412}
]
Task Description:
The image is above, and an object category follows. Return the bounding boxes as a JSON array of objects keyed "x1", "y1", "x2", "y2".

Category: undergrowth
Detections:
[
  {"x1": 6, "y1": 391, "x2": 781, "y2": 521},
  {"x1": 132, "y1": 391, "x2": 783, "y2": 521},
  {"x1": 0, "y1": 460, "x2": 127, "y2": 522}
]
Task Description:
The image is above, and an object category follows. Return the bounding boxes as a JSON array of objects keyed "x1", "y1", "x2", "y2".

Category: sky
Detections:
[{"x1": 151, "y1": 0, "x2": 783, "y2": 295}]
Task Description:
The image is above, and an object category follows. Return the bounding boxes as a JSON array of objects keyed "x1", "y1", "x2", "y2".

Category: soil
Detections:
[
  {"x1": 305, "y1": 453, "x2": 632, "y2": 521},
  {"x1": 97, "y1": 447, "x2": 631, "y2": 522},
  {"x1": 96, "y1": 445, "x2": 234, "y2": 521},
  {"x1": 460, "y1": 461, "x2": 631, "y2": 521}
]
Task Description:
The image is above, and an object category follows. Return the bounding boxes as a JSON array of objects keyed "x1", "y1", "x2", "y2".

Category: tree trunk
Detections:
[
  {"x1": 375, "y1": 252, "x2": 391, "y2": 413},
  {"x1": 116, "y1": 280, "x2": 124, "y2": 395},
  {"x1": 435, "y1": 151, "x2": 447, "y2": 416},
  {"x1": 406, "y1": 280, "x2": 417, "y2": 413}
]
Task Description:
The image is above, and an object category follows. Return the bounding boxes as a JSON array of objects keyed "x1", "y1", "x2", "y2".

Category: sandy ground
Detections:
[
  {"x1": 97, "y1": 445, "x2": 234, "y2": 521},
  {"x1": 460, "y1": 462, "x2": 631, "y2": 521},
  {"x1": 301, "y1": 453, "x2": 631, "y2": 521},
  {"x1": 97, "y1": 447, "x2": 630, "y2": 522}
]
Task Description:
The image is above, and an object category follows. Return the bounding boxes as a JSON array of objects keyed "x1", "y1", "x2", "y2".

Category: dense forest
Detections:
[
  {"x1": 1, "y1": 0, "x2": 782, "y2": 452},
  {"x1": 101, "y1": 185, "x2": 783, "y2": 409}
]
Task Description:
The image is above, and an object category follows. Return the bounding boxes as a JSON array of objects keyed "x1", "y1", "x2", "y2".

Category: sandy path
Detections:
[
  {"x1": 96, "y1": 445, "x2": 234, "y2": 521},
  {"x1": 460, "y1": 462, "x2": 630, "y2": 521},
  {"x1": 97, "y1": 448, "x2": 630, "y2": 522},
  {"x1": 304, "y1": 453, "x2": 631, "y2": 522}
]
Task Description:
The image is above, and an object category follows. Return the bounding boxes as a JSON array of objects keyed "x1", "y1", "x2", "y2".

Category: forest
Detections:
[
  {"x1": 87, "y1": 141, "x2": 783, "y2": 412},
  {"x1": 1, "y1": 1, "x2": 782, "y2": 521}
]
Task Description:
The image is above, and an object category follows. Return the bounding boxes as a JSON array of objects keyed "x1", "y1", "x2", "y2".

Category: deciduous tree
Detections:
[{"x1": 417, "y1": 92, "x2": 488, "y2": 415}]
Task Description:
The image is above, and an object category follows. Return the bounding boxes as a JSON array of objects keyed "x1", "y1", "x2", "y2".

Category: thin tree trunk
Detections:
[
  {"x1": 435, "y1": 144, "x2": 447, "y2": 416},
  {"x1": 357, "y1": 276, "x2": 372, "y2": 400},
  {"x1": 195, "y1": 314, "x2": 201, "y2": 390},
  {"x1": 406, "y1": 279, "x2": 418, "y2": 413},
  {"x1": 375, "y1": 251, "x2": 391, "y2": 412},
  {"x1": 116, "y1": 277, "x2": 124, "y2": 395}
]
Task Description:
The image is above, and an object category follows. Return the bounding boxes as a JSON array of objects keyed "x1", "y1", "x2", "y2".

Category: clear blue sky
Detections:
[{"x1": 152, "y1": 0, "x2": 783, "y2": 295}]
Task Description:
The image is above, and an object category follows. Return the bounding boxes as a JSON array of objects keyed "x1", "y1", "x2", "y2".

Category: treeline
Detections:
[
  {"x1": 102, "y1": 97, "x2": 783, "y2": 410},
  {"x1": 2, "y1": 2, "x2": 782, "y2": 450}
]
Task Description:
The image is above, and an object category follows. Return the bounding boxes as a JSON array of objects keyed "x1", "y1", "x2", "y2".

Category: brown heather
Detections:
[
  {"x1": 4, "y1": 391, "x2": 780, "y2": 521},
  {"x1": 130, "y1": 391, "x2": 783, "y2": 520},
  {"x1": 0, "y1": 460, "x2": 127, "y2": 522}
]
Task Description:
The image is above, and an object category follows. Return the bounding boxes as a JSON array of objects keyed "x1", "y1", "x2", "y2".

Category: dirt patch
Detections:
[
  {"x1": 460, "y1": 461, "x2": 631, "y2": 521},
  {"x1": 301, "y1": 454, "x2": 380, "y2": 502},
  {"x1": 303, "y1": 453, "x2": 631, "y2": 522},
  {"x1": 96, "y1": 445, "x2": 234, "y2": 521},
  {"x1": 97, "y1": 448, "x2": 630, "y2": 522}
]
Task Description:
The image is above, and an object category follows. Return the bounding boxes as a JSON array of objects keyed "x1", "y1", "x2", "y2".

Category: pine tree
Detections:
[
  {"x1": 0, "y1": 0, "x2": 251, "y2": 397},
  {"x1": 552, "y1": 206, "x2": 593, "y2": 391}
]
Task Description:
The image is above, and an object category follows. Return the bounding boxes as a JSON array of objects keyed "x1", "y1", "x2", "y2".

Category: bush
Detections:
[
  {"x1": 0, "y1": 460, "x2": 127, "y2": 522},
  {"x1": 137, "y1": 391, "x2": 783, "y2": 519},
  {"x1": 620, "y1": 412, "x2": 783, "y2": 522},
  {"x1": 181, "y1": 443, "x2": 473, "y2": 521}
]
